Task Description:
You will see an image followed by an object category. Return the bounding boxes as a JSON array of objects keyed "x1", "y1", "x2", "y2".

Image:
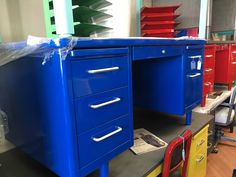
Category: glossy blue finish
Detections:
[
  {"x1": 184, "y1": 45, "x2": 204, "y2": 111},
  {"x1": 75, "y1": 87, "x2": 129, "y2": 134},
  {"x1": 0, "y1": 38, "x2": 205, "y2": 177},
  {"x1": 0, "y1": 43, "x2": 133, "y2": 177},
  {"x1": 0, "y1": 54, "x2": 79, "y2": 177},
  {"x1": 133, "y1": 44, "x2": 204, "y2": 123},
  {"x1": 71, "y1": 51, "x2": 129, "y2": 98}
]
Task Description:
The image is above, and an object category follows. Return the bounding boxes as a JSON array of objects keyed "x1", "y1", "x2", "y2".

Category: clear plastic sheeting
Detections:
[
  {"x1": 0, "y1": 35, "x2": 78, "y2": 66},
  {"x1": 0, "y1": 110, "x2": 8, "y2": 145}
]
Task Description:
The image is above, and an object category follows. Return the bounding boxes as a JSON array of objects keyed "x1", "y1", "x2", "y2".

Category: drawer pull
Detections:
[
  {"x1": 87, "y1": 67, "x2": 119, "y2": 74},
  {"x1": 197, "y1": 139, "x2": 205, "y2": 147},
  {"x1": 232, "y1": 62, "x2": 236, "y2": 65},
  {"x1": 187, "y1": 73, "x2": 201, "y2": 78},
  {"x1": 188, "y1": 55, "x2": 202, "y2": 59},
  {"x1": 205, "y1": 68, "x2": 212, "y2": 72},
  {"x1": 90, "y1": 97, "x2": 121, "y2": 109},
  {"x1": 196, "y1": 154, "x2": 205, "y2": 163},
  {"x1": 205, "y1": 55, "x2": 213, "y2": 58},
  {"x1": 232, "y1": 51, "x2": 236, "y2": 54},
  {"x1": 92, "y1": 126, "x2": 123, "y2": 142},
  {"x1": 204, "y1": 82, "x2": 211, "y2": 86}
]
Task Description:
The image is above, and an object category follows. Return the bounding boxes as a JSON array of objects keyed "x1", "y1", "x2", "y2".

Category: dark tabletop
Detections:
[{"x1": 0, "y1": 109, "x2": 213, "y2": 177}]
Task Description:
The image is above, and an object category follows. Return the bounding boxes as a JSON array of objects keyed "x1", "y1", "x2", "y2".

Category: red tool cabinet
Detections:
[
  {"x1": 201, "y1": 44, "x2": 216, "y2": 107},
  {"x1": 215, "y1": 43, "x2": 236, "y2": 90},
  {"x1": 141, "y1": 5, "x2": 181, "y2": 38}
]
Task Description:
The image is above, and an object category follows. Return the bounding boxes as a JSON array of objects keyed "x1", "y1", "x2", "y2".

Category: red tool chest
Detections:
[
  {"x1": 141, "y1": 5, "x2": 181, "y2": 38},
  {"x1": 201, "y1": 44, "x2": 216, "y2": 107},
  {"x1": 215, "y1": 43, "x2": 236, "y2": 90}
]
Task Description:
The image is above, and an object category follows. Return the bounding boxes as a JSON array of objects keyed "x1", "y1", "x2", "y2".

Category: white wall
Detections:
[{"x1": 0, "y1": 0, "x2": 46, "y2": 42}]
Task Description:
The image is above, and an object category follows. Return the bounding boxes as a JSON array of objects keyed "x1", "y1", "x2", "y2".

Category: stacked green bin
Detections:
[{"x1": 43, "y1": 0, "x2": 113, "y2": 37}]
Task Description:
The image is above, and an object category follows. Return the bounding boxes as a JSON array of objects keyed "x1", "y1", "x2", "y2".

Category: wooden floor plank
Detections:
[{"x1": 206, "y1": 128, "x2": 236, "y2": 177}]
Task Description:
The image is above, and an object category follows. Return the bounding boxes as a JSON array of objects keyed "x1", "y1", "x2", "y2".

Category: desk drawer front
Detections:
[
  {"x1": 75, "y1": 87, "x2": 129, "y2": 134},
  {"x1": 78, "y1": 115, "x2": 131, "y2": 167},
  {"x1": 71, "y1": 55, "x2": 129, "y2": 98},
  {"x1": 188, "y1": 151, "x2": 207, "y2": 177},
  {"x1": 132, "y1": 46, "x2": 182, "y2": 60},
  {"x1": 187, "y1": 125, "x2": 209, "y2": 177},
  {"x1": 231, "y1": 61, "x2": 236, "y2": 80},
  {"x1": 192, "y1": 125, "x2": 209, "y2": 153},
  {"x1": 185, "y1": 47, "x2": 204, "y2": 108}
]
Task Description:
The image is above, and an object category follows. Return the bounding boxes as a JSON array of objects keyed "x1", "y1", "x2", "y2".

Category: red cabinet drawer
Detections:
[
  {"x1": 231, "y1": 44, "x2": 236, "y2": 61},
  {"x1": 231, "y1": 61, "x2": 236, "y2": 80},
  {"x1": 203, "y1": 82, "x2": 214, "y2": 95}
]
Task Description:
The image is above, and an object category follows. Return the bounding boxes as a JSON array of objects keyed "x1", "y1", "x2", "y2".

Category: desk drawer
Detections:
[
  {"x1": 192, "y1": 125, "x2": 209, "y2": 153},
  {"x1": 203, "y1": 82, "x2": 213, "y2": 95},
  {"x1": 187, "y1": 125, "x2": 209, "y2": 177},
  {"x1": 132, "y1": 46, "x2": 182, "y2": 60},
  {"x1": 188, "y1": 151, "x2": 207, "y2": 177},
  {"x1": 75, "y1": 87, "x2": 129, "y2": 134},
  {"x1": 71, "y1": 54, "x2": 129, "y2": 98},
  {"x1": 231, "y1": 61, "x2": 236, "y2": 80},
  {"x1": 78, "y1": 115, "x2": 131, "y2": 167}
]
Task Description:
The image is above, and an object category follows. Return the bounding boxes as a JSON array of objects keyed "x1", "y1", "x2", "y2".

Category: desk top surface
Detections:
[
  {"x1": 0, "y1": 110, "x2": 213, "y2": 177},
  {"x1": 193, "y1": 86, "x2": 232, "y2": 114},
  {"x1": 71, "y1": 38, "x2": 205, "y2": 48}
]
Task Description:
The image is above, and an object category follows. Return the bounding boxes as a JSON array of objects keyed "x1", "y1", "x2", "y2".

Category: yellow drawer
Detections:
[
  {"x1": 188, "y1": 151, "x2": 207, "y2": 177},
  {"x1": 192, "y1": 125, "x2": 209, "y2": 153},
  {"x1": 187, "y1": 125, "x2": 209, "y2": 177}
]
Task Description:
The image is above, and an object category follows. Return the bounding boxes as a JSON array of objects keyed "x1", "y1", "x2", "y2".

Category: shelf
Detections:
[
  {"x1": 141, "y1": 4, "x2": 181, "y2": 14},
  {"x1": 73, "y1": 6, "x2": 112, "y2": 23},
  {"x1": 141, "y1": 13, "x2": 181, "y2": 22},
  {"x1": 74, "y1": 23, "x2": 111, "y2": 37}
]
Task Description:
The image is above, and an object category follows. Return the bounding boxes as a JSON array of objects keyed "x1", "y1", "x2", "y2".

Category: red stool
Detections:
[{"x1": 162, "y1": 129, "x2": 192, "y2": 177}]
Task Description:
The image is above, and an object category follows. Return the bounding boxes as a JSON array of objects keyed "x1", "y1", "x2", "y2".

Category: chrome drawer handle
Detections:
[
  {"x1": 232, "y1": 51, "x2": 236, "y2": 54},
  {"x1": 188, "y1": 73, "x2": 201, "y2": 78},
  {"x1": 90, "y1": 97, "x2": 121, "y2": 109},
  {"x1": 205, "y1": 55, "x2": 213, "y2": 58},
  {"x1": 188, "y1": 55, "x2": 202, "y2": 59},
  {"x1": 87, "y1": 66, "x2": 119, "y2": 74},
  {"x1": 232, "y1": 62, "x2": 236, "y2": 65},
  {"x1": 92, "y1": 126, "x2": 123, "y2": 142},
  {"x1": 205, "y1": 68, "x2": 212, "y2": 72},
  {"x1": 196, "y1": 154, "x2": 205, "y2": 163},
  {"x1": 197, "y1": 139, "x2": 205, "y2": 147}
]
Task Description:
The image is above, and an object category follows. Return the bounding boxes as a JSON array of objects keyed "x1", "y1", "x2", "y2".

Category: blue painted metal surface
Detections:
[
  {"x1": 0, "y1": 38, "x2": 205, "y2": 177},
  {"x1": 132, "y1": 43, "x2": 204, "y2": 124},
  {"x1": 0, "y1": 42, "x2": 133, "y2": 177}
]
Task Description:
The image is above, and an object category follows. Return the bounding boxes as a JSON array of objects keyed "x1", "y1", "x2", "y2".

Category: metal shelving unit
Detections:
[{"x1": 43, "y1": 0, "x2": 113, "y2": 37}]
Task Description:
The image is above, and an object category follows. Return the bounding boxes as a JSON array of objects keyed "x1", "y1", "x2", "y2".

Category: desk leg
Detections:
[
  {"x1": 186, "y1": 112, "x2": 192, "y2": 125},
  {"x1": 100, "y1": 162, "x2": 109, "y2": 177},
  {"x1": 201, "y1": 96, "x2": 206, "y2": 107}
]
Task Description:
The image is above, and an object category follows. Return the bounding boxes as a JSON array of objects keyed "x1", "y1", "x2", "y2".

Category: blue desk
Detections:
[{"x1": 0, "y1": 38, "x2": 205, "y2": 177}]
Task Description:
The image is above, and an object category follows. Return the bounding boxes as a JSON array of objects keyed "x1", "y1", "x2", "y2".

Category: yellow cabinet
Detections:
[{"x1": 187, "y1": 125, "x2": 209, "y2": 177}]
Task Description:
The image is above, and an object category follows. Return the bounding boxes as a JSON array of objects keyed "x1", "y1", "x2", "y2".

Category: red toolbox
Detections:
[
  {"x1": 141, "y1": 5, "x2": 181, "y2": 38},
  {"x1": 215, "y1": 43, "x2": 236, "y2": 90},
  {"x1": 201, "y1": 44, "x2": 216, "y2": 107}
]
